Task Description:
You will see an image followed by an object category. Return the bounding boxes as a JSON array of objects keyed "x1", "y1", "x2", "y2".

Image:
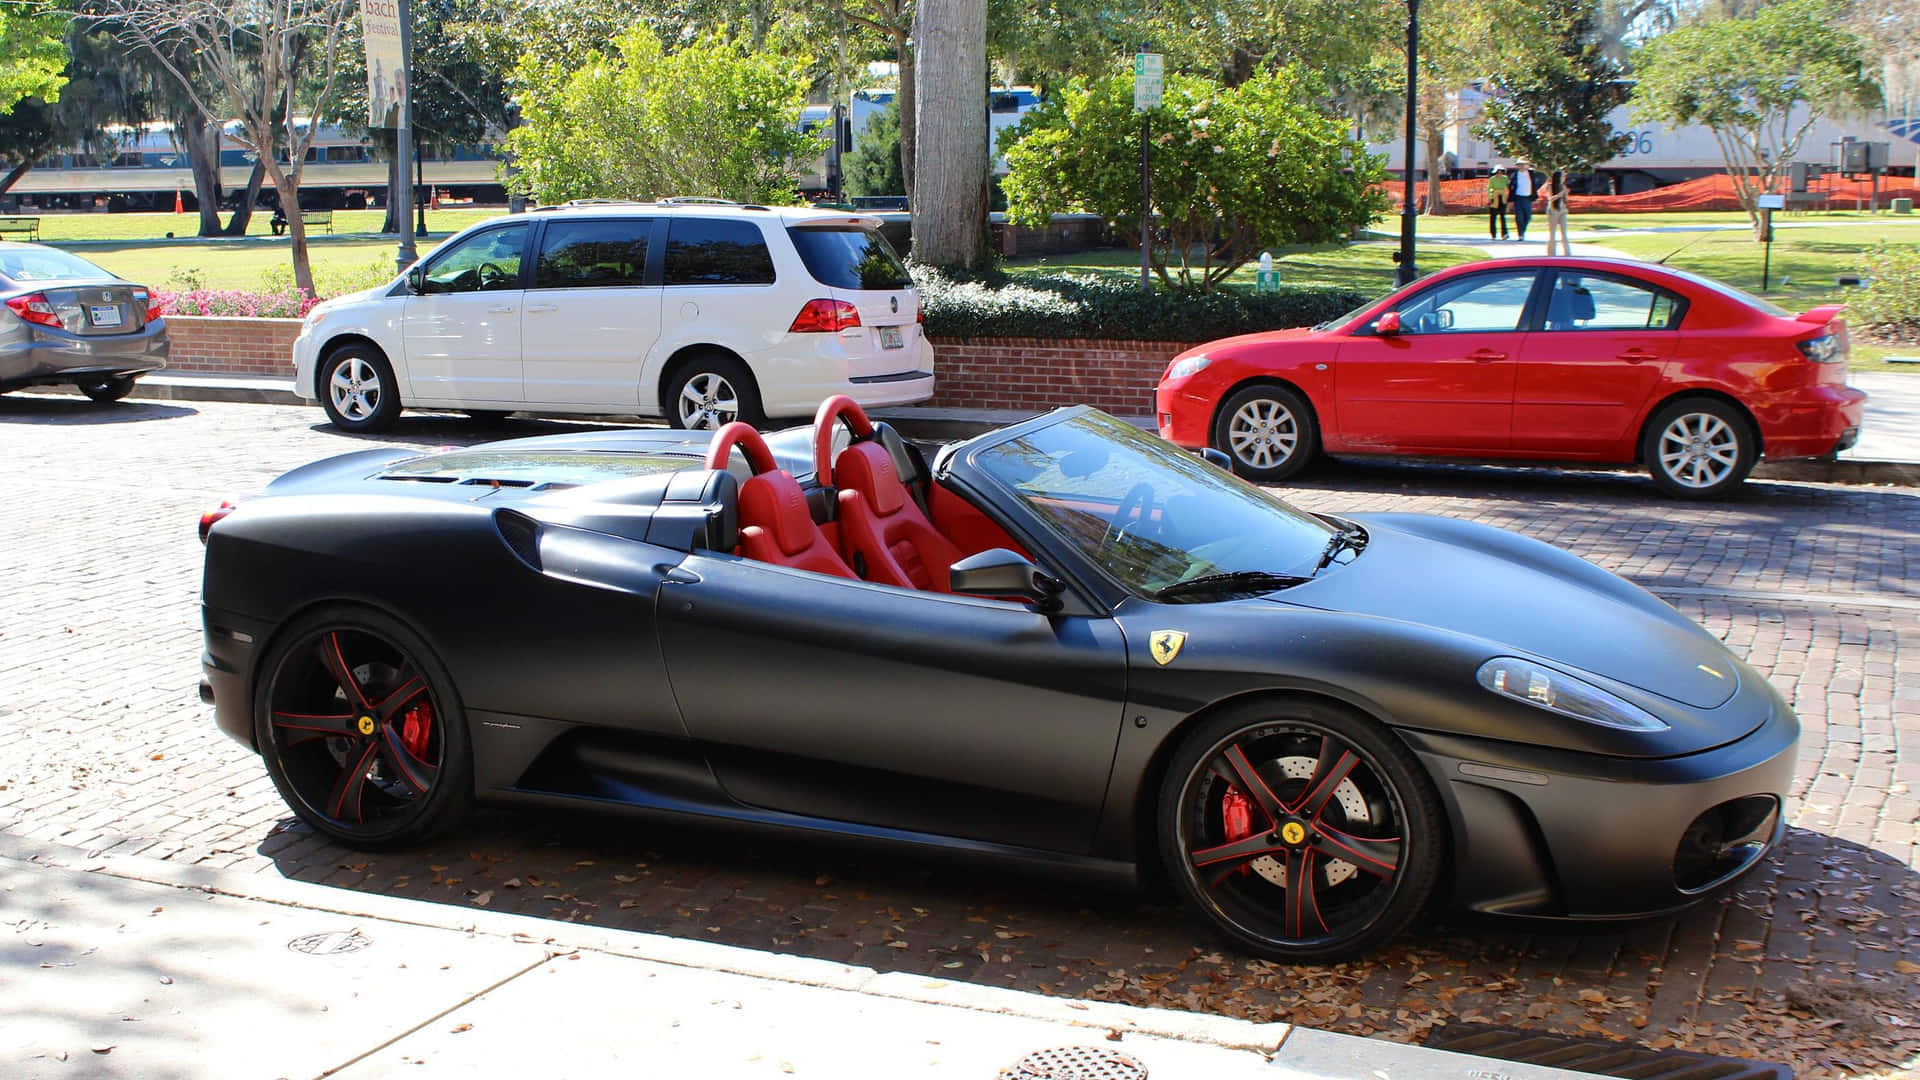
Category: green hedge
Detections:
[
  {"x1": 914, "y1": 266, "x2": 1370, "y2": 342},
  {"x1": 1847, "y1": 243, "x2": 1920, "y2": 334}
]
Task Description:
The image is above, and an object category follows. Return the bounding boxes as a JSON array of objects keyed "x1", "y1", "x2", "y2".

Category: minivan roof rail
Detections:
[{"x1": 656, "y1": 196, "x2": 739, "y2": 206}]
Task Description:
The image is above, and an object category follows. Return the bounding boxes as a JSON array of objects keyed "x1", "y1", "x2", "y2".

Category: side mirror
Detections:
[
  {"x1": 949, "y1": 548, "x2": 1065, "y2": 613},
  {"x1": 1198, "y1": 447, "x2": 1231, "y2": 471},
  {"x1": 406, "y1": 266, "x2": 426, "y2": 293},
  {"x1": 1373, "y1": 311, "x2": 1402, "y2": 335}
]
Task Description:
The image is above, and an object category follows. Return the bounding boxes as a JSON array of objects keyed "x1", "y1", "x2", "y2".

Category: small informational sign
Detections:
[
  {"x1": 1757, "y1": 193, "x2": 1785, "y2": 210},
  {"x1": 362, "y1": 0, "x2": 406, "y2": 129},
  {"x1": 1133, "y1": 53, "x2": 1164, "y2": 112},
  {"x1": 1255, "y1": 269, "x2": 1281, "y2": 293}
]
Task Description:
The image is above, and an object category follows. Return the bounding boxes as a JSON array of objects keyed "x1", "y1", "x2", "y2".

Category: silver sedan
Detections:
[{"x1": 0, "y1": 243, "x2": 168, "y2": 402}]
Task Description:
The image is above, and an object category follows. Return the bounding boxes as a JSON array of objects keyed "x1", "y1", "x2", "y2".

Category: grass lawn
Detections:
[
  {"x1": 78, "y1": 236, "x2": 453, "y2": 293},
  {"x1": 22, "y1": 207, "x2": 502, "y2": 242},
  {"x1": 1395, "y1": 208, "x2": 1920, "y2": 236},
  {"x1": 1004, "y1": 242, "x2": 1482, "y2": 296}
]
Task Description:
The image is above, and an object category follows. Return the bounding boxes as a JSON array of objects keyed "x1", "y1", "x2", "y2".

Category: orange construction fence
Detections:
[{"x1": 1383, "y1": 172, "x2": 1920, "y2": 214}]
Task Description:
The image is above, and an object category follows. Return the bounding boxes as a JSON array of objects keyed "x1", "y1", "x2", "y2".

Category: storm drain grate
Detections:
[
  {"x1": 1423, "y1": 1023, "x2": 1792, "y2": 1080},
  {"x1": 997, "y1": 1045, "x2": 1147, "y2": 1080}
]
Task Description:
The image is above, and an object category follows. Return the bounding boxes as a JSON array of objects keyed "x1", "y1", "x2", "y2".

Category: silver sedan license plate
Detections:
[
  {"x1": 89, "y1": 305, "x2": 123, "y2": 327},
  {"x1": 877, "y1": 324, "x2": 904, "y2": 349}
]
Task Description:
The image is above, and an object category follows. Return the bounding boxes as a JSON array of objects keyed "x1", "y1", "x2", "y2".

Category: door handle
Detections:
[
  {"x1": 526, "y1": 304, "x2": 558, "y2": 313},
  {"x1": 1618, "y1": 350, "x2": 1659, "y2": 363},
  {"x1": 1468, "y1": 349, "x2": 1506, "y2": 363},
  {"x1": 486, "y1": 305, "x2": 515, "y2": 314}
]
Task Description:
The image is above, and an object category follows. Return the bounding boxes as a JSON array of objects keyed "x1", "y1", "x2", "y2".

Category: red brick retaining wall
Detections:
[{"x1": 159, "y1": 317, "x2": 1195, "y2": 415}]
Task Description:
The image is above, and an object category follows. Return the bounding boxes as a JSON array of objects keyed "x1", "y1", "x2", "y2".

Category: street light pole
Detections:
[
  {"x1": 1395, "y1": 0, "x2": 1420, "y2": 287},
  {"x1": 393, "y1": 0, "x2": 417, "y2": 272}
]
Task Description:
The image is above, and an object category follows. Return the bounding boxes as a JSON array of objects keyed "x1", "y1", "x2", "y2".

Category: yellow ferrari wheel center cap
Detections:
[
  {"x1": 357, "y1": 715, "x2": 376, "y2": 736},
  {"x1": 1280, "y1": 821, "x2": 1306, "y2": 846}
]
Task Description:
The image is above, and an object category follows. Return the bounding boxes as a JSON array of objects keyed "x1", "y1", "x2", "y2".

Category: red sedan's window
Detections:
[
  {"x1": 1393, "y1": 271, "x2": 1537, "y2": 334},
  {"x1": 1545, "y1": 273, "x2": 1683, "y2": 332}
]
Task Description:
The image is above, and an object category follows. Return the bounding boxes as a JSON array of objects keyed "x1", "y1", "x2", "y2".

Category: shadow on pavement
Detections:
[
  {"x1": 0, "y1": 396, "x2": 196, "y2": 425},
  {"x1": 255, "y1": 801, "x2": 1920, "y2": 1075}
]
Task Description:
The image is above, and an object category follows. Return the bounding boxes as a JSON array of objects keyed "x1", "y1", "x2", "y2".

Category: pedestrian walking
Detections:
[
  {"x1": 1510, "y1": 162, "x2": 1536, "y2": 241},
  {"x1": 1544, "y1": 170, "x2": 1571, "y2": 255},
  {"x1": 1486, "y1": 167, "x2": 1510, "y2": 240}
]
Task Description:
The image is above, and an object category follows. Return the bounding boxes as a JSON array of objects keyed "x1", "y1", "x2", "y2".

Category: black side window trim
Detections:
[{"x1": 1535, "y1": 269, "x2": 1690, "y2": 332}]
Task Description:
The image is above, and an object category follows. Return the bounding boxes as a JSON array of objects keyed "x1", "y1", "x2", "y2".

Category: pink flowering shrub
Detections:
[{"x1": 150, "y1": 288, "x2": 323, "y2": 319}]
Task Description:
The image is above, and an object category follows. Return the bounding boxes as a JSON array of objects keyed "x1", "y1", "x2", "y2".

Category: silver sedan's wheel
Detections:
[
  {"x1": 1211, "y1": 384, "x2": 1320, "y2": 482},
  {"x1": 317, "y1": 345, "x2": 402, "y2": 434},
  {"x1": 1642, "y1": 399, "x2": 1755, "y2": 498},
  {"x1": 665, "y1": 354, "x2": 764, "y2": 431}
]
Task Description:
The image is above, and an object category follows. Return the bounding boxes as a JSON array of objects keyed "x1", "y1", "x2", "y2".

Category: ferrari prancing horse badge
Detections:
[{"x1": 1150, "y1": 630, "x2": 1187, "y2": 666}]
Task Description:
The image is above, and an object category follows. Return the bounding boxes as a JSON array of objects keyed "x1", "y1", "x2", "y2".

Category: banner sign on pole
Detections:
[
  {"x1": 1133, "y1": 53, "x2": 1163, "y2": 112},
  {"x1": 362, "y1": 0, "x2": 406, "y2": 128}
]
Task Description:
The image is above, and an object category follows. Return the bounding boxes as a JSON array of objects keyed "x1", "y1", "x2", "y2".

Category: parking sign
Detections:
[{"x1": 1134, "y1": 53, "x2": 1164, "y2": 111}]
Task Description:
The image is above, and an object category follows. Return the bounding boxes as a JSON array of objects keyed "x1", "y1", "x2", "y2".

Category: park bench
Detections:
[
  {"x1": 0, "y1": 216, "x2": 42, "y2": 241},
  {"x1": 300, "y1": 209, "x2": 334, "y2": 234}
]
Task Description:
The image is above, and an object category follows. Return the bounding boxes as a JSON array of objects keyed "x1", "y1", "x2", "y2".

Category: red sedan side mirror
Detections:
[{"x1": 1373, "y1": 311, "x2": 1402, "y2": 335}]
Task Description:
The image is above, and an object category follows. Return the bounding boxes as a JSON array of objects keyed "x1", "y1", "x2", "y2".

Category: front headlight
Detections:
[
  {"x1": 1476, "y1": 657, "x2": 1669, "y2": 732},
  {"x1": 1167, "y1": 354, "x2": 1211, "y2": 380}
]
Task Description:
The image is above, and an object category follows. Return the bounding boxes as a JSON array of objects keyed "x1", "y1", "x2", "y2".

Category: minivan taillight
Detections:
[
  {"x1": 6, "y1": 293, "x2": 61, "y2": 327},
  {"x1": 789, "y1": 298, "x2": 861, "y2": 333}
]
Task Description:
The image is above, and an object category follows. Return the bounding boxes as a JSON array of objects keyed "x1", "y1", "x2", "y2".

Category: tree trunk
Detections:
[
  {"x1": 273, "y1": 170, "x2": 315, "y2": 296},
  {"x1": 182, "y1": 114, "x2": 227, "y2": 237},
  {"x1": 381, "y1": 152, "x2": 400, "y2": 234},
  {"x1": 0, "y1": 161, "x2": 32, "y2": 195},
  {"x1": 223, "y1": 163, "x2": 268, "y2": 236},
  {"x1": 1422, "y1": 122, "x2": 1447, "y2": 216},
  {"x1": 910, "y1": 0, "x2": 987, "y2": 267},
  {"x1": 896, "y1": 28, "x2": 916, "y2": 200}
]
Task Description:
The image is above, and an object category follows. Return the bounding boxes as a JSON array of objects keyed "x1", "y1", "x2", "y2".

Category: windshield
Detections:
[
  {"x1": 972, "y1": 411, "x2": 1340, "y2": 599},
  {"x1": 787, "y1": 227, "x2": 913, "y2": 290},
  {"x1": 1315, "y1": 292, "x2": 1387, "y2": 332},
  {"x1": 0, "y1": 248, "x2": 117, "y2": 283}
]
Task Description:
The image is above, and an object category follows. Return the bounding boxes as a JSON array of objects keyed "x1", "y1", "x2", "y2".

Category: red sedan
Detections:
[{"x1": 1156, "y1": 257, "x2": 1866, "y2": 496}]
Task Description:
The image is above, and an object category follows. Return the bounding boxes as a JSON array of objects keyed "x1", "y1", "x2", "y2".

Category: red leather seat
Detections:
[
  {"x1": 708, "y1": 422, "x2": 856, "y2": 579},
  {"x1": 813, "y1": 396, "x2": 961, "y2": 592}
]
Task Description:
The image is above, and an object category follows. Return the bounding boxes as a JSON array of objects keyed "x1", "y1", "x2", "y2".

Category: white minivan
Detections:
[{"x1": 293, "y1": 200, "x2": 936, "y2": 433}]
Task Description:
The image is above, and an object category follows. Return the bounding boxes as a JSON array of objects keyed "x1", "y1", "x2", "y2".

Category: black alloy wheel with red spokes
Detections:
[
  {"x1": 1158, "y1": 701, "x2": 1445, "y2": 962},
  {"x1": 254, "y1": 609, "x2": 472, "y2": 849}
]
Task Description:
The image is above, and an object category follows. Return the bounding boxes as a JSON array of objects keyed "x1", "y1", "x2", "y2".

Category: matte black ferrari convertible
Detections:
[{"x1": 199, "y1": 398, "x2": 1797, "y2": 961}]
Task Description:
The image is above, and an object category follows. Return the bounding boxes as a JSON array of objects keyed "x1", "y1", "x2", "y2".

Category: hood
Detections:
[
  {"x1": 1283, "y1": 513, "x2": 1739, "y2": 711},
  {"x1": 306, "y1": 285, "x2": 391, "y2": 320}
]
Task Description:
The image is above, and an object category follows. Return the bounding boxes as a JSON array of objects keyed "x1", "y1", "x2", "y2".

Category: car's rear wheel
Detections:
[
  {"x1": 253, "y1": 609, "x2": 471, "y2": 849},
  {"x1": 666, "y1": 352, "x2": 763, "y2": 430},
  {"x1": 1642, "y1": 398, "x2": 1755, "y2": 498},
  {"x1": 1158, "y1": 700, "x2": 1443, "y2": 963},
  {"x1": 1212, "y1": 385, "x2": 1319, "y2": 482},
  {"x1": 78, "y1": 375, "x2": 136, "y2": 403},
  {"x1": 319, "y1": 344, "x2": 402, "y2": 434}
]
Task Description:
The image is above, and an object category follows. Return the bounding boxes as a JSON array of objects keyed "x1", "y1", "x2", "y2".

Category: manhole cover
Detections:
[
  {"x1": 997, "y1": 1045, "x2": 1147, "y2": 1080},
  {"x1": 287, "y1": 930, "x2": 372, "y2": 956}
]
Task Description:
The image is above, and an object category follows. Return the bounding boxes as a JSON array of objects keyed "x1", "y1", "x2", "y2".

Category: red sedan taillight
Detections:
[
  {"x1": 5, "y1": 293, "x2": 61, "y2": 327},
  {"x1": 199, "y1": 500, "x2": 239, "y2": 543},
  {"x1": 789, "y1": 298, "x2": 861, "y2": 333}
]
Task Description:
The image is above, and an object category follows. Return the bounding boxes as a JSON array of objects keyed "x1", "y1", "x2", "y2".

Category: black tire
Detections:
[
  {"x1": 317, "y1": 343, "x2": 403, "y2": 434},
  {"x1": 1211, "y1": 384, "x2": 1320, "y2": 482},
  {"x1": 78, "y1": 375, "x2": 136, "y2": 403},
  {"x1": 664, "y1": 352, "x2": 764, "y2": 430},
  {"x1": 1640, "y1": 397, "x2": 1756, "y2": 498},
  {"x1": 1157, "y1": 699, "x2": 1445, "y2": 963},
  {"x1": 252, "y1": 607, "x2": 472, "y2": 849}
]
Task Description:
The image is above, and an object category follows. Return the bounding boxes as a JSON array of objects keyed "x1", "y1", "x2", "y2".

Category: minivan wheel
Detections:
[
  {"x1": 666, "y1": 353, "x2": 764, "y2": 430},
  {"x1": 78, "y1": 375, "x2": 136, "y2": 403},
  {"x1": 319, "y1": 344, "x2": 403, "y2": 434}
]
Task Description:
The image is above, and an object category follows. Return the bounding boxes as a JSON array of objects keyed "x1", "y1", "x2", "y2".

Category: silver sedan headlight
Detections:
[{"x1": 1476, "y1": 657, "x2": 1670, "y2": 732}]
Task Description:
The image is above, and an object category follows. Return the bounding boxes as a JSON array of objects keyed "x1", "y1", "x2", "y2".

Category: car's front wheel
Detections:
[
  {"x1": 1642, "y1": 398, "x2": 1755, "y2": 498},
  {"x1": 1212, "y1": 384, "x2": 1319, "y2": 482},
  {"x1": 77, "y1": 375, "x2": 136, "y2": 403},
  {"x1": 253, "y1": 608, "x2": 472, "y2": 849},
  {"x1": 319, "y1": 344, "x2": 402, "y2": 434},
  {"x1": 666, "y1": 352, "x2": 764, "y2": 430},
  {"x1": 1158, "y1": 700, "x2": 1444, "y2": 963}
]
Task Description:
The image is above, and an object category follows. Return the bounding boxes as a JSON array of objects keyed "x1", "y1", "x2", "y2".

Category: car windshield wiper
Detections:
[
  {"x1": 1312, "y1": 526, "x2": 1367, "y2": 575},
  {"x1": 1155, "y1": 570, "x2": 1313, "y2": 601}
]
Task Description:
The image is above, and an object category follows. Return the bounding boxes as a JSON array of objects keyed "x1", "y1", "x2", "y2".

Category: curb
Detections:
[{"x1": 64, "y1": 374, "x2": 1920, "y2": 486}]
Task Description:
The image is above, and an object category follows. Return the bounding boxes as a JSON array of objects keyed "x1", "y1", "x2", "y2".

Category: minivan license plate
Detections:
[
  {"x1": 878, "y1": 325, "x2": 904, "y2": 349},
  {"x1": 89, "y1": 305, "x2": 123, "y2": 327}
]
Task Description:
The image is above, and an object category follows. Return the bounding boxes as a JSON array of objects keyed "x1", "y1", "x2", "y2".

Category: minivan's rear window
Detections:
[{"x1": 787, "y1": 227, "x2": 912, "y2": 291}]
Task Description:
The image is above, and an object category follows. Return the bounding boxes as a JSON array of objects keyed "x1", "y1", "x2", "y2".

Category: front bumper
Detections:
[
  {"x1": 1154, "y1": 379, "x2": 1214, "y2": 448},
  {"x1": 0, "y1": 318, "x2": 169, "y2": 390},
  {"x1": 1403, "y1": 687, "x2": 1799, "y2": 920}
]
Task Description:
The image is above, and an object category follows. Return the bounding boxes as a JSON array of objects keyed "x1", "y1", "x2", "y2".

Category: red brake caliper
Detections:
[
  {"x1": 400, "y1": 702, "x2": 433, "y2": 759},
  {"x1": 1221, "y1": 788, "x2": 1255, "y2": 876}
]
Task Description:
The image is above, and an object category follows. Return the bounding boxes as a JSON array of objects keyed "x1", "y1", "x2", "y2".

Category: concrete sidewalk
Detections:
[
  {"x1": 2, "y1": 839, "x2": 1599, "y2": 1080},
  {"x1": 72, "y1": 367, "x2": 1920, "y2": 485}
]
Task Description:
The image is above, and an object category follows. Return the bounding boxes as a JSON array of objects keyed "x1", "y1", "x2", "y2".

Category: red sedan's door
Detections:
[
  {"x1": 1331, "y1": 268, "x2": 1541, "y2": 453},
  {"x1": 1511, "y1": 270, "x2": 1684, "y2": 455}
]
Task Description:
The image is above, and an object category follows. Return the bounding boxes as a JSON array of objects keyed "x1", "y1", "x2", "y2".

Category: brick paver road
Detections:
[{"x1": 3, "y1": 394, "x2": 1916, "y2": 1078}]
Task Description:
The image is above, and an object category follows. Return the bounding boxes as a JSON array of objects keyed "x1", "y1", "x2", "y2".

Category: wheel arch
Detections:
[
  {"x1": 1208, "y1": 375, "x2": 1322, "y2": 441},
  {"x1": 656, "y1": 343, "x2": 756, "y2": 416},
  {"x1": 1634, "y1": 389, "x2": 1763, "y2": 464},
  {"x1": 315, "y1": 333, "x2": 391, "y2": 395}
]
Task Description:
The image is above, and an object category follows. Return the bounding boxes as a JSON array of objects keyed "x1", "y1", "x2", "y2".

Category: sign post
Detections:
[
  {"x1": 1757, "y1": 192, "x2": 1783, "y2": 292},
  {"x1": 1133, "y1": 51, "x2": 1163, "y2": 293},
  {"x1": 362, "y1": 0, "x2": 414, "y2": 271}
]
